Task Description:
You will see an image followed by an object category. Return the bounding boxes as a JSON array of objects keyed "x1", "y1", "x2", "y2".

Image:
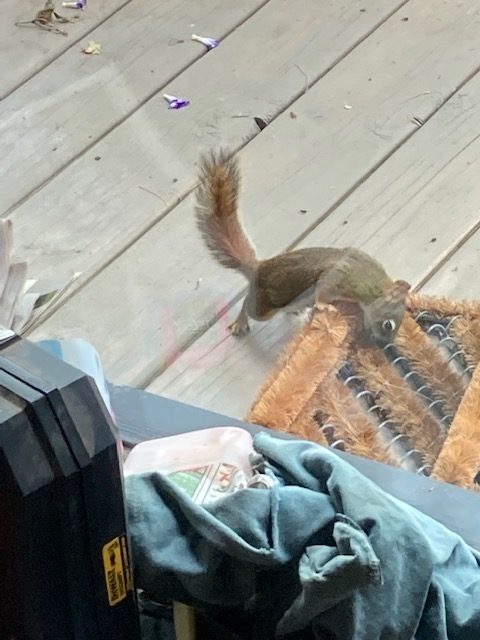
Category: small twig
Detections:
[
  {"x1": 294, "y1": 64, "x2": 309, "y2": 95},
  {"x1": 15, "y1": 20, "x2": 68, "y2": 35},
  {"x1": 138, "y1": 185, "x2": 167, "y2": 205}
]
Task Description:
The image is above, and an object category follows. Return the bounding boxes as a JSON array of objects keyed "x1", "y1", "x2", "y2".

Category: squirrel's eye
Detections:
[{"x1": 382, "y1": 319, "x2": 396, "y2": 333}]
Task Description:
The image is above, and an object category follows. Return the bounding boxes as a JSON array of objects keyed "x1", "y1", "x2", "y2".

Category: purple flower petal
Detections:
[
  {"x1": 62, "y1": 0, "x2": 86, "y2": 9},
  {"x1": 163, "y1": 94, "x2": 190, "y2": 110},
  {"x1": 191, "y1": 34, "x2": 219, "y2": 51}
]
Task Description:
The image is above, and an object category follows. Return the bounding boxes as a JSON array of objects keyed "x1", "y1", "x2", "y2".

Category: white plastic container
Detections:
[{"x1": 124, "y1": 427, "x2": 254, "y2": 504}]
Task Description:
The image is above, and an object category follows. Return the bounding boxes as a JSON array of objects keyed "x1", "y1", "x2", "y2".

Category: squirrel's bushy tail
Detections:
[{"x1": 195, "y1": 150, "x2": 258, "y2": 278}]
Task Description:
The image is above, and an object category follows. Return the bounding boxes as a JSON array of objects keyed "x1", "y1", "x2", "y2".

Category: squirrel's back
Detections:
[
  {"x1": 195, "y1": 150, "x2": 257, "y2": 278},
  {"x1": 256, "y1": 246, "x2": 391, "y2": 310},
  {"x1": 195, "y1": 150, "x2": 393, "y2": 310}
]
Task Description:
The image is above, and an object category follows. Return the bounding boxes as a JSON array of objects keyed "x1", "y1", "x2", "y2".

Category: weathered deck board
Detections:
[
  {"x1": 8, "y1": 0, "x2": 402, "y2": 277},
  {"x1": 1, "y1": 0, "x2": 266, "y2": 214},
  {"x1": 1, "y1": 0, "x2": 129, "y2": 100},
  {"x1": 148, "y1": 300, "x2": 301, "y2": 418},
  {"x1": 420, "y1": 230, "x2": 480, "y2": 300},
  {"x1": 148, "y1": 74, "x2": 480, "y2": 418},
  {"x1": 31, "y1": 0, "x2": 480, "y2": 393}
]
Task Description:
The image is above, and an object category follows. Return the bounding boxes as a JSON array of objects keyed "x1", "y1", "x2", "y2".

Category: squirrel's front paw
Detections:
[{"x1": 229, "y1": 319, "x2": 250, "y2": 337}]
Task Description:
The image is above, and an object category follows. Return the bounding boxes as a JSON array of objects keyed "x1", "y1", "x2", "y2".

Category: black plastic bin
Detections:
[{"x1": 0, "y1": 336, "x2": 141, "y2": 640}]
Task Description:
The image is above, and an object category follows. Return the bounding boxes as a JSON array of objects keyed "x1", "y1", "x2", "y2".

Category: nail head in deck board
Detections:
[
  {"x1": 1, "y1": 0, "x2": 265, "y2": 214},
  {"x1": 29, "y1": 1, "x2": 480, "y2": 400},
  {"x1": 1, "y1": 0, "x2": 128, "y2": 100}
]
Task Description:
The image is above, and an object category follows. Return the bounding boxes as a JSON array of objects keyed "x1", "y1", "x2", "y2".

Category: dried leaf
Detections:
[{"x1": 15, "y1": 0, "x2": 71, "y2": 36}]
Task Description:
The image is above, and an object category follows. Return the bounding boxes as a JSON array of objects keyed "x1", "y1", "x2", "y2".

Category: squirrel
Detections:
[{"x1": 195, "y1": 149, "x2": 411, "y2": 347}]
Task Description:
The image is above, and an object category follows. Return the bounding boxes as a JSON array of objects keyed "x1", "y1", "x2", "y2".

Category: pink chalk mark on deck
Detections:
[{"x1": 161, "y1": 302, "x2": 234, "y2": 370}]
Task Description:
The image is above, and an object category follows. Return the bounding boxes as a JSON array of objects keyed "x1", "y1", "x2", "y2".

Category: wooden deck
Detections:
[{"x1": 3, "y1": 0, "x2": 480, "y2": 420}]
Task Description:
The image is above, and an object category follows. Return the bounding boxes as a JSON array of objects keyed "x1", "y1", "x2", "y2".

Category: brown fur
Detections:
[
  {"x1": 195, "y1": 149, "x2": 257, "y2": 278},
  {"x1": 195, "y1": 149, "x2": 411, "y2": 342}
]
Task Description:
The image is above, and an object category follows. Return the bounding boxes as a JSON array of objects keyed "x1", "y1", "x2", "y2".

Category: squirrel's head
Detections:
[{"x1": 362, "y1": 280, "x2": 411, "y2": 347}]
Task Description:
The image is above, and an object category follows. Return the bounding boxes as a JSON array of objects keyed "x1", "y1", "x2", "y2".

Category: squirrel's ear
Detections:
[{"x1": 389, "y1": 280, "x2": 411, "y2": 303}]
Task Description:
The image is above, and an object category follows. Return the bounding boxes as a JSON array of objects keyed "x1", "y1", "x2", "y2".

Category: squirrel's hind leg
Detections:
[
  {"x1": 229, "y1": 300, "x2": 251, "y2": 336},
  {"x1": 229, "y1": 288, "x2": 280, "y2": 336}
]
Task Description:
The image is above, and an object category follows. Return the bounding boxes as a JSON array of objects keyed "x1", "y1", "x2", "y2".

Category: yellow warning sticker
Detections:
[{"x1": 102, "y1": 535, "x2": 131, "y2": 606}]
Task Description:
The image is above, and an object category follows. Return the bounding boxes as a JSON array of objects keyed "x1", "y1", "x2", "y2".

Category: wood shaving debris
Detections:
[{"x1": 82, "y1": 40, "x2": 101, "y2": 55}]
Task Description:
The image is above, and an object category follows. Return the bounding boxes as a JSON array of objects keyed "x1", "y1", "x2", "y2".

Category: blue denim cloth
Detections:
[{"x1": 126, "y1": 434, "x2": 480, "y2": 639}]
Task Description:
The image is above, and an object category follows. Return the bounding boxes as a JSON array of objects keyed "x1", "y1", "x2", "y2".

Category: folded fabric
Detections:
[{"x1": 126, "y1": 433, "x2": 480, "y2": 639}]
